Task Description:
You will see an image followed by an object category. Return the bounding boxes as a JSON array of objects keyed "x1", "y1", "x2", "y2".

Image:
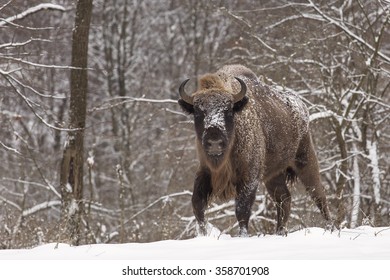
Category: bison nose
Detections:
[{"x1": 206, "y1": 139, "x2": 223, "y2": 155}]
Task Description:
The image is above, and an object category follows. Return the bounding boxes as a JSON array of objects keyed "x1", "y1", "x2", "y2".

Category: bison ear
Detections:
[
  {"x1": 178, "y1": 99, "x2": 194, "y2": 114},
  {"x1": 233, "y1": 96, "x2": 249, "y2": 112}
]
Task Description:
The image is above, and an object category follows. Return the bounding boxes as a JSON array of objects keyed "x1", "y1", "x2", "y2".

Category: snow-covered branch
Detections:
[
  {"x1": 309, "y1": 110, "x2": 337, "y2": 122},
  {"x1": 0, "y1": 141, "x2": 22, "y2": 156},
  {"x1": 0, "y1": 3, "x2": 66, "y2": 27},
  {"x1": 22, "y1": 200, "x2": 61, "y2": 217},
  {"x1": 89, "y1": 96, "x2": 178, "y2": 113},
  {"x1": 264, "y1": 14, "x2": 324, "y2": 31},
  {"x1": 0, "y1": 38, "x2": 50, "y2": 49},
  {"x1": 0, "y1": 195, "x2": 22, "y2": 211},
  {"x1": 0, "y1": 57, "x2": 87, "y2": 70},
  {"x1": 3, "y1": 70, "x2": 66, "y2": 99},
  {"x1": 124, "y1": 97, "x2": 178, "y2": 104}
]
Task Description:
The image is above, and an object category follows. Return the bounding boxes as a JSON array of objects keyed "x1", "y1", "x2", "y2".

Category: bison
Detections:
[{"x1": 178, "y1": 64, "x2": 331, "y2": 236}]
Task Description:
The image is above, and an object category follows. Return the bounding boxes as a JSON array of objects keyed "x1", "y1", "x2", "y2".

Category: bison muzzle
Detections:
[{"x1": 178, "y1": 64, "x2": 331, "y2": 236}]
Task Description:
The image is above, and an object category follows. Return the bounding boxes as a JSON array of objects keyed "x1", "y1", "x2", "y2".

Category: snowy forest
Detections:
[{"x1": 0, "y1": 0, "x2": 389, "y2": 249}]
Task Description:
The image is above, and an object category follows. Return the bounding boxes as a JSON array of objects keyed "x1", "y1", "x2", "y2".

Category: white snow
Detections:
[
  {"x1": 87, "y1": 151, "x2": 95, "y2": 167},
  {"x1": 205, "y1": 108, "x2": 226, "y2": 131},
  {"x1": 68, "y1": 199, "x2": 79, "y2": 216},
  {"x1": 65, "y1": 182, "x2": 72, "y2": 193},
  {"x1": 1, "y1": 226, "x2": 389, "y2": 279},
  {"x1": 1, "y1": 226, "x2": 389, "y2": 260}
]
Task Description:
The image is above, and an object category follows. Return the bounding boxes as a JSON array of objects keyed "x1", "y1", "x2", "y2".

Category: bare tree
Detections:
[
  {"x1": 59, "y1": 0, "x2": 93, "y2": 245},
  {"x1": 0, "y1": 0, "x2": 67, "y2": 249}
]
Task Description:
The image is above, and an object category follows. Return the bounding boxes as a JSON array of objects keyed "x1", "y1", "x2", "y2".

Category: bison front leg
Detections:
[
  {"x1": 265, "y1": 174, "x2": 291, "y2": 236},
  {"x1": 235, "y1": 182, "x2": 257, "y2": 237},
  {"x1": 192, "y1": 169, "x2": 212, "y2": 236}
]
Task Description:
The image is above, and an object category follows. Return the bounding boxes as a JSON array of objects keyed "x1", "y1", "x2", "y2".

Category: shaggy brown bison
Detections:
[{"x1": 178, "y1": 64, "x2": 331, "y2": 236}]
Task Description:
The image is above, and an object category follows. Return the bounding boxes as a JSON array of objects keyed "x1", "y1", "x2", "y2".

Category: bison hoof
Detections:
[
  {"x1": 276, "y1": 227, "x2": 288, "y2": 236},
  {"x1": 238, "y1": 228, "x2": 249, "y2": 237},
  {"x1": 196, "y1": 222, "x2": 221, "y2": 238},
  {"x1": 196, "y1": 223, "x2": 207, "y2": 236}
]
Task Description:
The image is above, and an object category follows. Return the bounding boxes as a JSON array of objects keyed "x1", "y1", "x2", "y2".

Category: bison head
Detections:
[{"x1": 178, "y1": 75, "x2": 248, "y2": 170}]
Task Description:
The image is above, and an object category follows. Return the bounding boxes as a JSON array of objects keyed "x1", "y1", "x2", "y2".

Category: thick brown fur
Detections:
[
  {"x1": 199, "y1": 74, "x2": 227, "y2": 91},
  {"x1": 179, "y1": 64, "x2": 331, "y2": 236}
]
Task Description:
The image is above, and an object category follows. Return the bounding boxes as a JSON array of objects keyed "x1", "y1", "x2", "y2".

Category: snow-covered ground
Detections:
[
  {"x1": 0, "y1": 226, "x2": 389, "y2": 259},
  {"x1": 0, "y1": 226, "x2": 389, "y2": 279}
]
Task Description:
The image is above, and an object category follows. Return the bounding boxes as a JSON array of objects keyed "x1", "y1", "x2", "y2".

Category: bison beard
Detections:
[{"x1": 178, "y1": 64, "x2": 331, "y2": 236}]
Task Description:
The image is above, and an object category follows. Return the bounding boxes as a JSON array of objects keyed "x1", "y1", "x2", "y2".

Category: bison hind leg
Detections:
[{"x1": 295, "y1": 140, "x2": 331, "y2": 222}]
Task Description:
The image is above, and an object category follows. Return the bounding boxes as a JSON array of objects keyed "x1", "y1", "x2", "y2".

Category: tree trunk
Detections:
[
  {"x1": 350, "y1": 143, "x2": 361, "y2": 228},
  {"x1": 367, "y1": 138, "x2": 382, "y2": 226},
  {"x1": 59, "y1": 0, "x2": 93, "y2": 245},
  {"x1": 334, "y1": 122, "x2": 349, "y2": 228}
]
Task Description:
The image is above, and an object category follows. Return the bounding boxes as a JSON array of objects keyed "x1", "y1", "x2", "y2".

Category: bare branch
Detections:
[
  {"x1": 308, "y1": 0, "x2": 390, "y2": 63},
  {"x1": 218, "y1": 6, "x2": 277, "y2": 53},
  {"x1": 4, "y1": 70, "x2": 66, "y2": 99},
  {"x1": 0, "y1": 71, "x2": 80, "y2": 132}
]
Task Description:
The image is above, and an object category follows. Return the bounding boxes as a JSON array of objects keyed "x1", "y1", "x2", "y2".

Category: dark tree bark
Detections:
[
  {"x1": 59, "y1": 0, "x2": 93, "y2": 245},
  {"x1": 333, "y1": 122, "x2": 348, "y2": 228}
]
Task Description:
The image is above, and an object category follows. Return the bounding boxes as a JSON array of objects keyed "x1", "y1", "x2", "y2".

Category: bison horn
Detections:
[
  {"x1": 233, "y1": 77, "x2": 247, "y2": 103},
  {"x1": 179, "y1": 79, "x2": 194, "y2": 105}
]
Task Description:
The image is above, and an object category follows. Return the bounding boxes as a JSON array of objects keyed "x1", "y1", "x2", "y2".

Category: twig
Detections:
[
  {"x1": 375, "y1": 227, "x2": 390, "y2": 236},
  {"x1": 120, "y1": 191, "x2": 192, "y2": 228}
]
